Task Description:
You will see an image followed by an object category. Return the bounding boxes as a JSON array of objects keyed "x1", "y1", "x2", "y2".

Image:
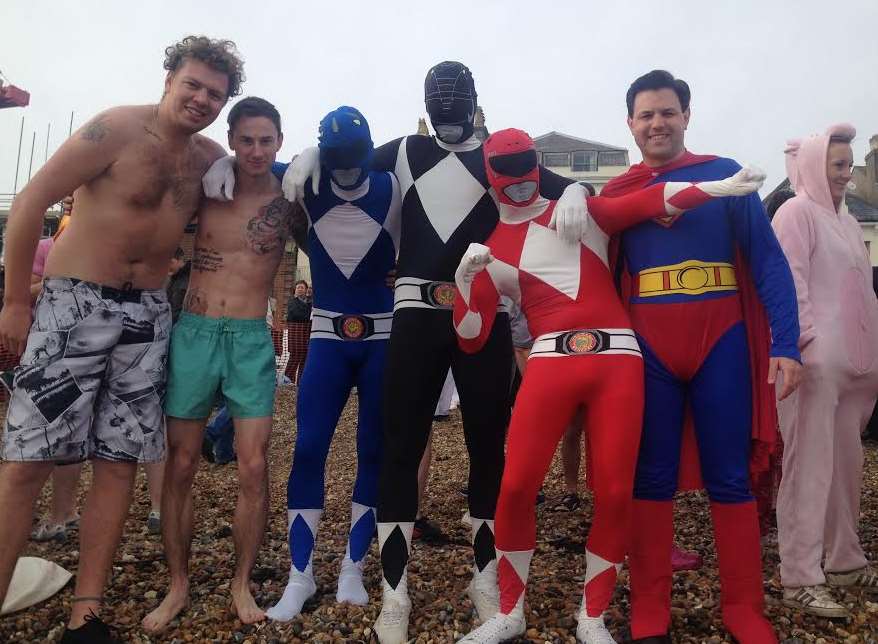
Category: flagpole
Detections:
[
  {"x1": 27, "y1": 131, "x2": 36, "y2": 182},
  {"x1": 12, "y1": 116, "x2": 24, "y2": 195}
]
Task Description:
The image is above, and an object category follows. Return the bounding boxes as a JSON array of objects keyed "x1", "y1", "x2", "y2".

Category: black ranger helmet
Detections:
[{"x1": 424, "y1": 61, "x2": 477, "y2": 144}]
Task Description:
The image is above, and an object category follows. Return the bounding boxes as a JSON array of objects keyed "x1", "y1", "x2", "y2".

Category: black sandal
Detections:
[{"x1": 551, "y1": 493, "x2": 581, "y2": 512}]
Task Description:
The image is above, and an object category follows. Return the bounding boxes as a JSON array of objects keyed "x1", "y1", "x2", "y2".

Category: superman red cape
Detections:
[{"x1": 594, "y1": 151, "x2": 778, "y2": 491}]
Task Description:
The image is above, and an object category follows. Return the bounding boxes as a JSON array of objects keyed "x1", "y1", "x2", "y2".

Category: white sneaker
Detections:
[
  {"x1": 576, "y1": 613, "x2": 616, "y2": 644},
  {"x1": 374, "y1": 588, "x2": 411, "y2": 643},
  {"x1": 782, "y1": 584, "x2": 848, "y2": 617},
  {"x1": 826, "y1": 565, "x2": 878, "y2": 592},
  {"x1": 467, "y1": 566, "x2": 500, "y2": 622},
  {"x1": 458, "y1": 611, "x2": 526, "y2": 643}
]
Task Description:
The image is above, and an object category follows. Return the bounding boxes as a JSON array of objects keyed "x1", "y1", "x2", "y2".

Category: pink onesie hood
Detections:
[{"x1": 784, "y1": 123, "x2": 856, "y2": 213}]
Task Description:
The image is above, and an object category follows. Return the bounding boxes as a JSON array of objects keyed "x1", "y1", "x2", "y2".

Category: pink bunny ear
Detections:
[
  {"x1": 784, "y1": 139, "x2": 802, "y2": 189},
  {"x1": 825, "y1": 123, "x2": 856, "y2": 140}
]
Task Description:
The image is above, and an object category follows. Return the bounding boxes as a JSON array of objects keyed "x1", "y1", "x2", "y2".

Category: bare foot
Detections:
[
  {"x1": 142, "y1": 585, "x2": 190, "y2": 633},
  {"x1": 230, "y1": 579, "x2": 265, "y2": 625}
]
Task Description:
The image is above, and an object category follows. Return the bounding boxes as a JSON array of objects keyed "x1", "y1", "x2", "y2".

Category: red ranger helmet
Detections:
[{"x1": 483, "y1": 128, "x2": 540, "y2": 206}]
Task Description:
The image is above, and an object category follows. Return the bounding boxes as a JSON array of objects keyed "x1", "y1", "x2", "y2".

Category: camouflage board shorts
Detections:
[{"x1": 2, "y1": 277, "x2": 171, "y2": 464}]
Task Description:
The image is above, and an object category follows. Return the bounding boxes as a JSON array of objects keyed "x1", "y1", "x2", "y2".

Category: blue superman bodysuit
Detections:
[
  {"x1": 273, "y1": 169, "x2": 400, "y2": 617},
  {"x1": 603, "y1": 153, "x2": 800, "y2": 642}
]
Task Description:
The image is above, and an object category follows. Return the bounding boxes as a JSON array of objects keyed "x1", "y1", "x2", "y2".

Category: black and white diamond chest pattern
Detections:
[{"x1": 393, "y1": 135, "x2": 499, "y2": 280}]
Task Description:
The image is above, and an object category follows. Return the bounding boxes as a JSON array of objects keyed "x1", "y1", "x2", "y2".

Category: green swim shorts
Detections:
[{"x1": 165, "y1": 312, "x2": 277, "y2": 419}]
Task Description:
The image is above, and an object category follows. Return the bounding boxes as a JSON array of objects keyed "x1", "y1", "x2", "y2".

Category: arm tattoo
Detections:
[
  {"x1": 182, "y1": 286, "x2": 208, "y2": 315},
  {"x1": 80, "y1": 115, "x2": 109, "y2": 143},
  {"x1": 191, "y1": 246, "x2": 224, "y2": 272},
  {"x1": 245, "y1": 197, "x2": 290, "y2": 255}
]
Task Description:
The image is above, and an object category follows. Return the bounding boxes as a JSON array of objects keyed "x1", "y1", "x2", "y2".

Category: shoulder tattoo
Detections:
[{"x1": 80, "y1": 115, "x2": 110, "y2": 143}]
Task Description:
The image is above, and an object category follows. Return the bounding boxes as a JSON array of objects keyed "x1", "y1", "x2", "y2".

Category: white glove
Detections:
[
  {"x1": 549, "y1": 182, "x2": 589, "y2": 244},
  {"x1": 699, "y1": 165, "x2": 766, "y2": 197},
  {"x1": 283, "y1": 147, "x2": 321, "y2": 202},
  {"x1": 456, "y1": 243, "x2": 494, "y2": 284},
  {"x1": 202, "y1": 155, "x2": 236, "y2": 201}
]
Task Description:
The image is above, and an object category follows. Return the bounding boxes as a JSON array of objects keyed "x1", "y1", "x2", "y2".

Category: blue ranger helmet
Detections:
[{"x1": 318, "y1": 106, "x2": 373, "y2": 189}]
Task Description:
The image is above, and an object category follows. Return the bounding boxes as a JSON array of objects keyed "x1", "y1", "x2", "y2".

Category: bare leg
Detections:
[
  {"x1": 69, "y1": 459, "x2": 137, "y2": 628},
  {"x1": 144, "y1": 461, "x2": 164, "y2": 514},
  {"x1": 561, "y1": 414, "x2": 583, "y2": 495},
  {"x1": 230, "y1": 416, "x2": 272, "y2": 624},
  {"x1": 142, "y1": 417, "x2": 205, "y2": 633},
  {"x1": 50, "y1": 462, "x2": 84, "y2": 524},
  {"x1": 0, "y1": 462, "x2": 54, "y2": 605}
]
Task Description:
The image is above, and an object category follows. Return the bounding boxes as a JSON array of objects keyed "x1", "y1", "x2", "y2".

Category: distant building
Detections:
[
  {"x1": 532, "y1": 131, "x2": 630, "y2": 193},
  {"x1": 763, "y1": 133, "x2": 878, "y2": 267}
]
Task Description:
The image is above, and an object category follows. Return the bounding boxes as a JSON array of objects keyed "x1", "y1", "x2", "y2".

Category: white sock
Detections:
[
  {"x1": 266, "y1": 565, "x2": 316, "y2": 621},
  {"x1": 266, "y1": 509, "x2": 321, "y2": 622},
  {"x1": 336, "y1": 556, "x2": 368, "y2": 605}
]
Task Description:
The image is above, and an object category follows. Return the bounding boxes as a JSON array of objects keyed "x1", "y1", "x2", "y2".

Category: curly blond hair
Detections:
[{"x1": 163, "y1": 35, "x2": 245, "y2": 98}]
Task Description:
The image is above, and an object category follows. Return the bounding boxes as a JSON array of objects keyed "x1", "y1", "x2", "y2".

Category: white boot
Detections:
[
  {"x1": 576, "y1": 550, "x2": 620, "y2": 643},
  {"x1": 375, "y1": 522, "x2": 414, "y2": 643},
  {"x1": 374, "y1": 582, "x2": 411, "y2": 643},
  {"x1": 469, "y1": 518, "x2": 500, "y2": 621},
  {"x1": 576, "y1": 611, "x2": 616, "y2": 644},
  {"x1": 266, "y1": 567, "x2": 316, "y2": 621},
  {"x1": 467, "y1": 560, "x2": 500, "y2": 622},
  {"x1": 266, "y1": 508, "x2": 321, "y2": 621},
  {"x1": 336, "y1": 557, "x2": 368, "y2": 605},
  {"x1": 458, "y1": 608, "x2": 526, "y2": 643}
]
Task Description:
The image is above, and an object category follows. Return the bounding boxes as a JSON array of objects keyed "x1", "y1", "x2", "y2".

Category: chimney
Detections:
[
  {"x1": 867, "y1": 134, "x2": 878, "y2": 189},
  {"x1": 473, "y1": 106, "x2": 489, "y2": 142},
  {"x1": 474, "y1": 106, "x2": 485, "y2": 128}
]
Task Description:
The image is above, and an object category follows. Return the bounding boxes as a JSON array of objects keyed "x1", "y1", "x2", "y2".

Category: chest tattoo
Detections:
[
  {"x1": 245, "y1": 197, "x2": 291, "y2": 255},
  {"x1": 191, "y1": 246, "x2": 224, "y2": 273}
]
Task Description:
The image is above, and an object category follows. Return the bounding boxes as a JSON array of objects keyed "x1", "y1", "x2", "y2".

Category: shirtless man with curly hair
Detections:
[{"x1": 0, "y1": 35, "x2": 243, "y2": 644}]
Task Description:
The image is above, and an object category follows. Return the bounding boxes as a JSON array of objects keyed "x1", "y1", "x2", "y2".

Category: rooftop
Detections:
[{"x1": 533, "y1": 131, "x2": 627, "y2": 154}]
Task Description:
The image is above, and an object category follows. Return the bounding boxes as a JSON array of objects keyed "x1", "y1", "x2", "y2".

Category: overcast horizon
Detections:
[{"x1": 2, "y1": 0, "x2": 877, "y2": 198}]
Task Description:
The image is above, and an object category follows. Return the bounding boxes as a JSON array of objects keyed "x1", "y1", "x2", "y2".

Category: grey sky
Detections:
[{"x1": 2, "y1": 0, "x2": 877, "y2": 197}]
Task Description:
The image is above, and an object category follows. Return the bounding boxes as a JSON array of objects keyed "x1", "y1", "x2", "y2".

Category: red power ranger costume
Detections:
[{"x1": 452, "y1": 129, "x2": 764, "y2": 644}]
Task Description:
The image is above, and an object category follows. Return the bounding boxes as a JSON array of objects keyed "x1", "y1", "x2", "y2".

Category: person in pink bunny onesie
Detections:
[{"x1": 772, "y1": 123, "x2": 878, "y2": 618}]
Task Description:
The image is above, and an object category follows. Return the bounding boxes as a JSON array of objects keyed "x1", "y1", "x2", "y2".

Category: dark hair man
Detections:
[
  {"x1": 580, "y1": 69, "x2": 802, "y2": 643},
  {"x1": 143, "y1": 95, "x2": 304, "y2": 632}
]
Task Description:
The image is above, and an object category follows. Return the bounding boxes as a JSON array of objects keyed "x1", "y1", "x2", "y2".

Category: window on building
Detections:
[
  {"x1": 572, "y1": 151, "x2": 597, "y2": 172},
  {"x1": 542, "y1": 152, "x2": 569, "y2": 167},
  {"x1": 598, "y1": 151, "x2": 627, "y2": 167}
]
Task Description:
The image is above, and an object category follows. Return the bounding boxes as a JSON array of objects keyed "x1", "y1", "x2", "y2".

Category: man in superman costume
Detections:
[{"x1": 572, "y1": 70, "x2": 803, "y2": 643}]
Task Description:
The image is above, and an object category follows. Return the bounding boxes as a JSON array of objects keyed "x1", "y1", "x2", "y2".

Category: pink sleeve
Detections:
[
  {"x1": 771, "y1": 200, "x2": 816, "y2": 349},
  {"x1": 31, "y1": 238, "x2": 54, "y2": 277}
]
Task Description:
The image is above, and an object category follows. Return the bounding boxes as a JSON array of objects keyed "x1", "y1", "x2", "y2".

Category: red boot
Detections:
[
  {"x1": 629, "y1": 499, "x2": 674, "y2": 640},
  {"x1": 711, "y1": 501, "x2": 777, "y2": 644}
]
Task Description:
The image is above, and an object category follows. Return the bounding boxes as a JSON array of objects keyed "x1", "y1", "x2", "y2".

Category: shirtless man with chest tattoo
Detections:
[
  {"x1": 143, "y1": 96, "x2": 306, "y2": 632},
  {"x1": 0, "y1": 36, "x2": 242, "y2": 644}
]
